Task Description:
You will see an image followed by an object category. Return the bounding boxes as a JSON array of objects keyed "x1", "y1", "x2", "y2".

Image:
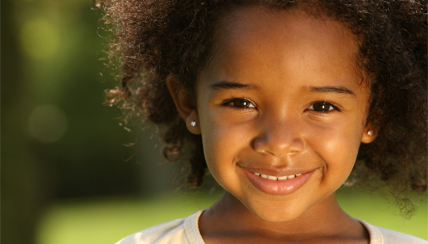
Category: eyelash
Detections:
[
  {"x1": 222, "y1": 98, "x2": 340, "y2": 113},
  {"x1": 307, "y1": 101, "x2": 340, "y2": 113},
  {"x1": 222, "y1": 98, "x2": 256, "y2": 109}
]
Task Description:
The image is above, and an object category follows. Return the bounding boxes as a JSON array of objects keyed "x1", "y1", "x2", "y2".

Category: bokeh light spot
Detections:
[
  {"x1": 28, "y1": 105, "x2": 68, "y2": 143},
  {"x1": 20, "y1": 18, "x2": 60, "y2": 60}
]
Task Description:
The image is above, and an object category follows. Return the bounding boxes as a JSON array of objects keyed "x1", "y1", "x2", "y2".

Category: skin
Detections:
[{"x1": 168, "y1": 6, "x2": 375, "y2": 244}]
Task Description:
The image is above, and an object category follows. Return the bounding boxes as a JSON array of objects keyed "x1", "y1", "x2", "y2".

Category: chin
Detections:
[{"x1": 243, "y1": 199, "x2": 311, "y2": 223}]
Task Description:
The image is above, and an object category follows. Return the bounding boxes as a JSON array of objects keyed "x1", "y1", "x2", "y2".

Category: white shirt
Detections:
[{"x1": 116, "y1": 211, "x2": 427, "y2": 244}]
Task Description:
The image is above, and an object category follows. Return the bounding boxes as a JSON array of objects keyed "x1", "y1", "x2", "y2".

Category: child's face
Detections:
[{"x1": 189, "y1": 7, "x2": 373, "y2": 222}]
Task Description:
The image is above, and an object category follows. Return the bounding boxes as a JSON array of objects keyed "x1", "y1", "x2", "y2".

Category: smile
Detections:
[
  {"x1": 242, "y1": 168, "x2": 316, "y2": 195},
  {"x1": 254, "y1": 172, "x2": 302, "y2": 181}
]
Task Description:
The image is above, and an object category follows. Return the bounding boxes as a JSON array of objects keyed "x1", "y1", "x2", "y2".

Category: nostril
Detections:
[{"x1": 253, "y1": 128, "x2": 304, "y2": 157}]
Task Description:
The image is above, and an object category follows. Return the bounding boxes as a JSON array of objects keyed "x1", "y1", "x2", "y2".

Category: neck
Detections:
[{"x1": 199, "y1": 191, "x2": 365, "y2": 242}]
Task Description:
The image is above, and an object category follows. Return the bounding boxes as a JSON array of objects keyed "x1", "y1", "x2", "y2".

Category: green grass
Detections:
[{"x1": 36, "y1": 191, "x2": 427, "y2": 244}]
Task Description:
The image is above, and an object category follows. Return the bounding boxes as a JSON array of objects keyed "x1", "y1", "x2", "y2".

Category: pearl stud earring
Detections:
[
  {"x1": 368, "y1": 130, "x2": 373, "y2": 136},
  {"x1": 190, "y1": 121, "x2": 196, "y2": 127}
]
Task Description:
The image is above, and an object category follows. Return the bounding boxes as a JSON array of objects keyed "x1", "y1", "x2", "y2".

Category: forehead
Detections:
[{"x1": 205, "y1": 6, "x2": 361, "y2": 83}]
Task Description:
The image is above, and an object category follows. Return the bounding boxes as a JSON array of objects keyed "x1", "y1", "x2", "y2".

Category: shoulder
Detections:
[
  {"x1": 377, "y1": 226, "x2": 427, "y2": 244},
  {"x1": 115, "y1": 211, "x2": 204, "y2": 244},
  {"x1": 358, "y1": 219, "x2": 428, "y2": 244}
]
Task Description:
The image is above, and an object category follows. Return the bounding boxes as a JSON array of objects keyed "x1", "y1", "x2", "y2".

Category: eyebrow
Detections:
[
  {"x1": 308, "y1": 86, "x2": 356, "y2": 96},
  {"x1": 209, "y1": 81, "x2": 356, "y2": 96},
  {"x1": 209, "y1": 81, "x2": 259, "y2": 90}
]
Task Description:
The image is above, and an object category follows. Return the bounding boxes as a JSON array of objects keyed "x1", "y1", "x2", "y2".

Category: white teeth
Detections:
[{"x1": 254, "y1": 172, "x2": 303, "y2": 181}]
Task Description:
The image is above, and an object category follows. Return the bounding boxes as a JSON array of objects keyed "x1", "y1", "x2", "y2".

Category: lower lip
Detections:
[{"x1": 242, "y1": 169, "x2": 315, "y2": 195}]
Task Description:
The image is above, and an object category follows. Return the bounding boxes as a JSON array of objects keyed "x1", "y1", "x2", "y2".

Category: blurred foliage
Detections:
[{"x1": 1, "y1": 0, "x2": 167, "y2": 243}]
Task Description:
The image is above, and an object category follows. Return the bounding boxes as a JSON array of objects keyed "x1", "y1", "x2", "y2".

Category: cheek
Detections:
[
  {"x1": 307, "y1": 120, "x2": 362, "y2": 171},
  {"x1": 200, "y1": 112, "x2": 237, "y2": 165},
  {"x1": 199, "y1": 111, "x2": 252, "y2": 179}
]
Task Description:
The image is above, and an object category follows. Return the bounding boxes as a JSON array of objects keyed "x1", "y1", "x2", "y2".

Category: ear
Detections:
[
  {"x1": 166, "y1": 75, "x2": 201, "y2": 135},
  {"x1": 361, "y1": 123, "x2": 377, "y2": 144}
]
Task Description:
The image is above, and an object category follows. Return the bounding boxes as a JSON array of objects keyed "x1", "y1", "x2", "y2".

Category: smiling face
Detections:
[{"x1": 171, "y1": 6, "x2": 374, "y2": 223}]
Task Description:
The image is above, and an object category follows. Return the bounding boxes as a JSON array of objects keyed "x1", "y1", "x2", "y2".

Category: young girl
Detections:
[{"x1": 100, "y1": 0, "x2": 427, "y2": 243}]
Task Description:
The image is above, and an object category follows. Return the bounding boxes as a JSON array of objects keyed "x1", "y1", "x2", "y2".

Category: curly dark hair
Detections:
[{"x1": 99, "y1": 0, "x2": 427, "y2": 213}]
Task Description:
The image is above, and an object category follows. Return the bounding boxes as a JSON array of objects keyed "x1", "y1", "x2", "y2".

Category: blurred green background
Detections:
[{"x1": 2, "y1": 1, "x2": 427, "y2": 244}]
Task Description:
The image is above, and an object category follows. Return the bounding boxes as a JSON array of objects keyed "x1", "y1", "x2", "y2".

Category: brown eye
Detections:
[
  {"x1": 308, "y1": 102, "x2": 336, "y2": 112},
  {"x1": 227, "y1": 98, "x2": 255, "y2": 108}
]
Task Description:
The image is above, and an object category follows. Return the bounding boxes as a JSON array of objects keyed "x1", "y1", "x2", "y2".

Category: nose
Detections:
[{"x1": 253, "y1": 116, "x2": 304, "y2": 157}]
